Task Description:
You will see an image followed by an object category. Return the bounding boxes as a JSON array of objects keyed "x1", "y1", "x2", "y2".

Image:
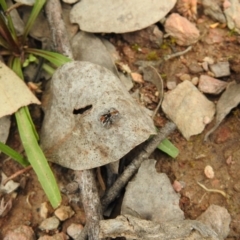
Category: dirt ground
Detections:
[{"x1": 1, "y1": 7, "x2": 240, "y2": 240}]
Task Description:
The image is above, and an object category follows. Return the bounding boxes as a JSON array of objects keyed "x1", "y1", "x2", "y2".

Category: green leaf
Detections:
[
  {"x1": 26, "y1": 48, "x2": 71, "y2": 67},
  {"x1": 0, "y1": 141, "x2": 29, "y2": 167},
  {"x1": 15, "y1": 107, "x2": 61, "y2": 208},
  {"x1": 22, "y1": 0, "x2": 46, "y2": 40},
  {"x1": 157, "y1": 138, "x2": 179, "y2": 158}
]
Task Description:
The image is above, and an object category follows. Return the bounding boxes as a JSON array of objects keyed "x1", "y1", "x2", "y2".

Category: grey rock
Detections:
[
  {"x1": 40, "y1": 61, "x2": 156, "y2": 170},
  {"x1": 71, "y1": 32, "x2": 119, "y2": 76},
  {"x1": 162, "y1": 81, "x2": 215, "y2": 139},
  {"x1": 67, "y1": 223, "x2": 83, "y2": 239},
  {"x1": 224, "y1": 0, "x2": 240, "y2": 33},
  {"x1": 99, "y1": 215, "x2": 219, "y2": 240},
  {"x1": 121, "y1": 159, "x2": 184, "y2": 223},
  {"x1": 202, "y1": 0, "x2": 226, "y2": 23},
  {"x1": 119, "y1": 72, "x2": 134, "y2": 91},
  {"x1": 209, "y1": 62, "x2": 230, "y2": 78},
  {"x1": 197, "y1": 205, "x2": 231, "y2": 239},
  {"x1": 39, "y1": 216, "x2": 60, "y2": 231},
  {"x1": 70, "y1": 0, "x2": 176, "y2": 33}
]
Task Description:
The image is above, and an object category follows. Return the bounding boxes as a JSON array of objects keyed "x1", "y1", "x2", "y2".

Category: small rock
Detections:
[
  {"x1": 201, "y1": 61, "x2": 209, "y2": 71},
  {"x1": 39, "y1": 202, "x2": 53, "y2": 219},
  {"x1": 162, "y1": 81, "x2": 215, "y2": 139},
  {"x1": 172, "y1": 180, "x2": 185, "y2": 192},
  {"x1": 204, "y1": 165, "x2": 215, "y2": 179},
  {"x1": 38, "y1": 232, "x2": 68, "y2": 240},
  {"x1": 191, "y1": 77, "x2": 199, "y2": 85},
  {"x1": 67, "y1": 223, "x2": 84, "y2": 239},
  {"x1": 0, "y1": 172, "x2": 20, "y2": 194},
  {"x1": 224, "y1": 0, "x2": 240, "y2": 33},
  {"x1": 54, "y1": 206, "x2": 75, "y2": 221},
  {"x1": 209, "y1": 62, "x2": 231, "y2": 77},
  {"x1": 179, "y1": 73, "x2": 191, "y2": 81},
  {"x1": 39, "y1": 216, "x2": 60, "y2": 231},
  {"x1": 197, "y1": 204, "x2": 231, "y2": 239},
  {"x1": 121, "y1": 159, "x2": 184, "y2": 223},
  {"x1": 131, "y1": 72, "x2": 144, "y2": 83},
  {"x1": 203, "y1": 57, "x2": 214, "y2": 65},
  {"x1": 188, "y1": 62, "x2": 203, "y2": 74},
  {"x1": 71, "y1": 32, "x2": 119, "y2": 76},
  {"x1": 198, "y1": 75, "x2": 228, "y2": 94},
  {"x1": 202, "y1": 0, "x2": 226, "y2": 23},
  {"x1": 122, "y1": 25, "x2": 163, "y2": 48},
  {"x1": 3, "y1": 225, "x2": 35, "y2": 240},
  {"x1": 166, "y1": 81, "x2": 177, "y2": 90},
  {"x1": 164, "y1": 13, "x2": 200, "y2": 46}
]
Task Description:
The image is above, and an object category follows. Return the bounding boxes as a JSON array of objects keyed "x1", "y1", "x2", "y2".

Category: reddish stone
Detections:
[{"x1": 165, "y1": 13, "x2": 200, "y2": 46}]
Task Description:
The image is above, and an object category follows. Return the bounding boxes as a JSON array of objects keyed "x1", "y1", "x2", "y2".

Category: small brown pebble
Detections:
[
  {"x1": 173, "y1": 180, "x2": 185, "y2": 192},
  {"x1": 54, "y1": 206, "x2": 75, "y2": 221}
]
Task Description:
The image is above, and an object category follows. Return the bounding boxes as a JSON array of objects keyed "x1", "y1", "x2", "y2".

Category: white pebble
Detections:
[{"x1": 204, "y1": 165, "x2": 214, "y2": 179}]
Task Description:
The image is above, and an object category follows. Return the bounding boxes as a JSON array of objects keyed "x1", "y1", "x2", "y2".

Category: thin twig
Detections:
[
  {"x1": 45, "y1": 0, "x2": 73, "y2": 58},
  {"x1": 164, "y1": 46, "x2": 192, "y2": 61},
  {"x1": 101, "y1": 121, "x2": 176, "y2": 210},
  {"x1": 3, "y1": 165, "x2": 32, "y2": 186},
  {"x1": 75, "y1": 170, "x2": 102, "y2": 240}
]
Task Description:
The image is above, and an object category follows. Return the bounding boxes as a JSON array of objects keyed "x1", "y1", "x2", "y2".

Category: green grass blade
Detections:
[
  {"x1": 22, "y1": 0, "x2": 46, "y2": 40},
  {"x1": 157, "y1": 138, "x2": 179, "y2": 158},
  {"x1": 0, "y1": 0, "x2": 7, "y2": 9},
  {"x1": 11, "y1": 58, "x2": 39, "y2": 140},
  {"x1": 0, "y1": 141, "x2": 29, "y2": 167},
  {"x1": 0, "y1": 34, "x2": 10, "y2": 48},
  {"x1": 15, "y1": 107, "x2": 61, "y2": 208},
  {"x1": 0, "y1": 11, "x2": 19, "y2": 52},
  {"x1": 11, "y1": 57, "x2": 61, "y2": 208},
  {"x1": 0, "y1": 0, "x2": 17, "y2": 39},
  {"x1": 26, "y1": 48, "x2": 71, "y2": 67}
]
